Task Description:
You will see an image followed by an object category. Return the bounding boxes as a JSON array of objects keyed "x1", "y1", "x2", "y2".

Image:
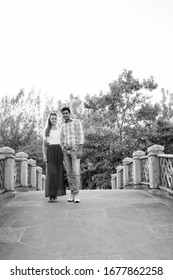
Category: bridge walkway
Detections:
[{"x1": 0, "y1": 189, "x2": 173, "y2": 260}]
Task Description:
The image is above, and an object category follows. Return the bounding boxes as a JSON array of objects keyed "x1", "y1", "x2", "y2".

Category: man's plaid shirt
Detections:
[{"x1": 60, "y1": 118, "x2": 84, "y2": 150}]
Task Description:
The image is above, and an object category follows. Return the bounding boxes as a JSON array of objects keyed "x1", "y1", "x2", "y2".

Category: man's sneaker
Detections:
[
  {"x1": 74, "y1": 196, "x2": 80, "y2": 203},
  {"x1": 68, "y1": 195, "x2": 74, "y2": 202}
]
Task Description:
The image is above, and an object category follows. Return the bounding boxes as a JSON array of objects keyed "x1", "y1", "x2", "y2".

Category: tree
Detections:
[
  {"x1": 82, "y1": 70, "x2": 159, "y2": 183},
  {"x1": 159, "y1": 89, "x2": 173, "y2": 121},
  {"x1": 84, "y1": 70, "x2": 158, "y2": 142},
  {"x1": 136, "y1": 103, "x2": 161, "y2": 124},
  {"x1": 146, "y1": 118, "x2": 173, "y2": 154},
  {"x1": 2, "y1": 72, "x2": 171, "y2": 189},
  {"x1": 81, "y1": 133, "x2": 113, "y2": 189},
  {"x1": 0, "y1": 89, "x2": 43, "y2": 154}
]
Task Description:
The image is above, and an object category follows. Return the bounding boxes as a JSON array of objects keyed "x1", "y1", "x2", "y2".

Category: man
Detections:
[{"x1": 60, "y1": 106, "x2": 84, "y2": 203}]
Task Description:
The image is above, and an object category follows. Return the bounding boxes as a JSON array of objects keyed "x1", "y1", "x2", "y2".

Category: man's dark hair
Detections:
[{"x1": 61, "y1": 106, "x2": 71, "y2": 114}]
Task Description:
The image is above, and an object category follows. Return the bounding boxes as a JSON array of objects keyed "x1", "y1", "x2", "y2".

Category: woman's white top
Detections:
[{"x1": 43, "y1": 127, "x2": 61, "y2": 145}]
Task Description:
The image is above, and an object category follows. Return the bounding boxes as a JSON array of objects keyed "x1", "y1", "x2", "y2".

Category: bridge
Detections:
[{"x1": 0, "y1": 145, "x2": 173, "y2": 260}]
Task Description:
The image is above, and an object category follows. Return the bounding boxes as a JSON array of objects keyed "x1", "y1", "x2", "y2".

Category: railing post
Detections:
[
  {"x1": 42, "y1": 174, "x2": 46, "y2": 190},
  {"x1": 123, "y1": 157, "x2": 133, "y2": 187},
  {"x1": 116, "y1": 165, "x2": 123, "y2": 189},
  {"x1": 133, "y1": 150, "x2": 146, "y2": 188},
  {"x1": 0, "y1": 147, "x2": 15, "y2": 192},
  {"x1": 111, "y1": 173, "x2": 116, "y2": 189},
  {"x1": 0, "y1": 154, "x2": 5, "y2": 192},
  {"x1": 15, "y1": 152, "x2": 28, "y2": 187},
  {"x1": 147, "y1": 144, "x2": 164, "y2": 190},
  {"x1": 36, "y1": 166, "x2": 43, "y2": 190},
  {"x1": 28, "y1": 159, "x2": 37, "y2": 188}
]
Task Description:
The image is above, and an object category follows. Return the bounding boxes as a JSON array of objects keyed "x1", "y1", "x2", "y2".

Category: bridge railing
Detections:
[
  {"x1": 158, "y1": 154, "x2": 173, "y2": 195},
  {"x1": 0, "y1": 146, "x2": 45, "y2": 194},
  {"x1": 0, "y1": 155, "x2": 5, "y2": 191},
  {"x1": 140, "y1": 156, "x2": 150, "y2": 185},
  {"x1": 111, "y1": 144, "x2": 173, "y2": 196}
]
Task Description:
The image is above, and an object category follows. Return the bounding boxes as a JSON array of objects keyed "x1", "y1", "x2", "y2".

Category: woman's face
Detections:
[{"x1": 49, "y1": 114, "x2": 57, "y2": 126}]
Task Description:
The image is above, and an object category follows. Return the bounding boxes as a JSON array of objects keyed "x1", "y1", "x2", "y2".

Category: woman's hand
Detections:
[
  {"x1": 76, "y1": 145, "x2": 83, "y2": 159},
  {"x1": 45, "y1": 141, "x2": 50, "y2": 147},
  {"x1": 43, "y1": 154, "x2": 47, "y2": 162}
]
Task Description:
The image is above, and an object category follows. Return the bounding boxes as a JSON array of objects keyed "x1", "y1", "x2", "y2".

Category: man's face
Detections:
[{"x1": 62, "y1": 110, "x2": 70, "y2": 122}]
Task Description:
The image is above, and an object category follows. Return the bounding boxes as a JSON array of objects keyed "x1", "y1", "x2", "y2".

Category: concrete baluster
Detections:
[
  {"x1": 0, "y1": 146, "x2": 15, "y2": 192},
  {"x1": 133, "y1": 150, "x2": 146, "y2": 189},
  {"x1": 111, "y1": 173, "x2": 117, "y2": 189},
  {"x1": 147, "y1": 144, "x2": 164, "y2": 190},
  {"x1": 15, "y1": 152, "x2": 28, "y2": 187},
  {"x1": 42, "y1": 174, "x2": 46, "y2": 190},
  {"x1": 123, "y1": 157, "x2": 133, "y2": 187},
  {"x1": 36, "y1": 166, "x2": 43, "y2": 190},
  {"x1": 116, "y1": 165, "x2": 123, "y2": 189},
  {"x1": 28, "y1": 159, "x2": 37, "y2": 188}
]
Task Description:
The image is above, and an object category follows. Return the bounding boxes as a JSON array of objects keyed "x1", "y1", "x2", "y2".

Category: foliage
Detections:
[
  {"x1": 1, "y1": 69, "x2": 173, "y2": 190},
  {"x1": 159, "y1": 89, "x2": 173, "y2": 121},
  {"x1": 136, "y1": 103, "x2": 161, "y2": 123},
  {"x1": 81, "y1": 133, "x2": 113, "y2": 189},
  {"x1": 84, "y1": 70, "x2": 158, "y2": 142},
  {"x1": 0, "y1": 90, "x2": 39, "y2": 150},
  {"x1": 147, "y1": 119, "x2": 173, "y2": 154}
]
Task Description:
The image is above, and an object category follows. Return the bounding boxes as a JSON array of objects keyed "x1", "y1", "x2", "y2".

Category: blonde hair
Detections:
[{"x1": 44, "y1": 112, "x2": 58, "y2": 137}]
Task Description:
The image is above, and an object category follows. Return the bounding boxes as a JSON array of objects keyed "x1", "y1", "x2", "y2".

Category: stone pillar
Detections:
[
  {"x1": 133, "y1": 150, "x2": 146, "y2": 188},
  {"x1": 147, "y1": 144, "x2": 164, "y2": 189},
  {"x1": 36, "y1": 166, "x2": 43, "y2": 190},
  {"x1": 116, "y1": 165, "x2": 123, "y2": 189},
  {"x1": 42, "y1": 174, "x2": 46, "y2": 190},
  {"x1": 15, "y1": 152, "x2": 28, "y2": 187},
  {"x1": 0, "y1": 147, "x2": 15, "y2": 192},
  {"x1": 123, "y1": 157, "x2": 133, "y2": 187},
  {"x1": 28, "y1": 159, "x2": 36, "y2": 188},
  {"x1": 0, "y1": 154, "x2": 5, "y2": 191},
  {"x1": 111, "y1": 173, "x2": 117, "y2": 189}
]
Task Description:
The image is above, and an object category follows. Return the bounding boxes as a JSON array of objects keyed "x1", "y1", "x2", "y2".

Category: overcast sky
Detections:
[{"x1": 0, "y1": 0, "x2": 173, "y2": 102}]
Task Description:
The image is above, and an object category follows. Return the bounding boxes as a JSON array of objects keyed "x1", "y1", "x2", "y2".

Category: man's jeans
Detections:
[{"x1": 63, "y1": 149, "x2": 80, "y2": 196}]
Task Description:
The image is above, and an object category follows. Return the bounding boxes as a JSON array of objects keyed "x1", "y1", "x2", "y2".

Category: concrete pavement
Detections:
[{"x1": 0, "y1": 189, "x2": 173, "y2": 260}]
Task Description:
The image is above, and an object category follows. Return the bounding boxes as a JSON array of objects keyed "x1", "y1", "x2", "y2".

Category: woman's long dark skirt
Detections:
[{"x1": 45, "y1": 145, "x2": 66, "y2": 198}]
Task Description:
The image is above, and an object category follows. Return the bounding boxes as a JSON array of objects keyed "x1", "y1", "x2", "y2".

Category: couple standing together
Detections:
[{"x1": 42, "y1": 106, "x2": 84, "y2": 203}]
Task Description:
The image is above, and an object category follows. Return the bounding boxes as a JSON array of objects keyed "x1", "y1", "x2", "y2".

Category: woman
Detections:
[{"x1": 43, "y1": 112, "x2": 66, "y2": 202}]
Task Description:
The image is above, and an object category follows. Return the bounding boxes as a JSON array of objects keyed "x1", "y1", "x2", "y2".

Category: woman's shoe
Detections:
[{"x1": 48, "y1": 197, "x2": 53, "y2": 203}]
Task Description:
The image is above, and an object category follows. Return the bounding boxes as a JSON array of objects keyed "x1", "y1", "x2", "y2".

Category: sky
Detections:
[{"x1": 0, "y1": 0, "x2": 173, "y2": 102}]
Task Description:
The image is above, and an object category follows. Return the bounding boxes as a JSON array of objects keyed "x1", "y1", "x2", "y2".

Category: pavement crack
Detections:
[
  {"x1": 18, "y1": 240, "x2": 40, "y2": 250},
  {"x1": 17, "y1": 228, "x2": 27, "y2": 242},
  {"x1": 0, "y1": 227, "x2": 26, "y2": 242}
]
